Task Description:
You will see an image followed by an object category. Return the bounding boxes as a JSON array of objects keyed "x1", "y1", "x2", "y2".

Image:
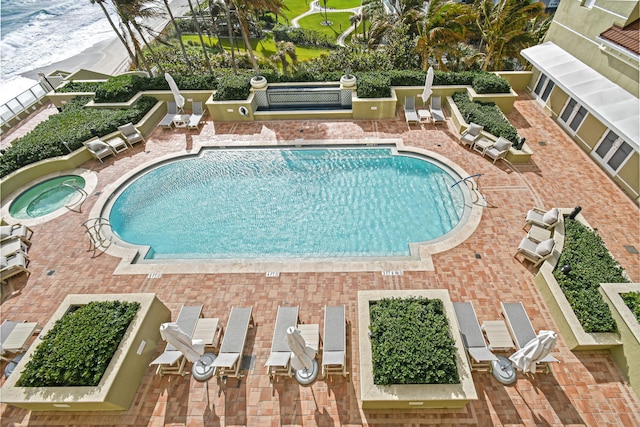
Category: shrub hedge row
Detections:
[
  {"x1": 452, "y1": 92, "x2": 519, "y2": 143},
  {"x1": 17, "y1": 300, "x2": 140, "y2": 387},
  {"x1": 0, "y1": 96, "x2": 157, "y2": 178},
  {"x1": 369, "y1": 297, "x2": 460, "y2": 385},
  {"x1": 56, "y1": 69, "x2": 511, "y2": 103},
  {"x1": 553, "y1": 219, "x2": 629, "y2": 333},
  {"x1": 620, "y1": 292, "x2": 640, "y2": 323}
]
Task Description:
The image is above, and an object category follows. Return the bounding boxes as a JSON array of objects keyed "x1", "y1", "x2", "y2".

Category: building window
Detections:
[
  {"x1": 559, "y1": 97, "x2": 588, "y2": 134},
  {"x1": 533, "y1": 73, "x2": 555, "y2": 102},
  {"x1": 593, "y1": 130, "x2": 633, "y2": 173}
]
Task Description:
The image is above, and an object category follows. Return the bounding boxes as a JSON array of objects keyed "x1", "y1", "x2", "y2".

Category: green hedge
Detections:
[
  {"x1": 356, "y1": 72, "x2": 391, "y2": 99},
  {"x1": 452, "y1": 92, "x2": 519, "y2": 143},
  {"x1": 369, "y1": 297, "x2": 459, "y2": 385},
  {"x1": 554, "y1": 219, "x2": 629, "y2": 333},
  {"x1": 212, "y1": 73, "x2": 252, "y2": 101},
  {"x1": 17, "y1": 300, "x2": 140, "y2": 387},
  {"x1": 0, "y1": 96, "x2": 157, "y2": 177},
  {"x1": 620, "y1": 292, "x2": 640, "y2": 323}
]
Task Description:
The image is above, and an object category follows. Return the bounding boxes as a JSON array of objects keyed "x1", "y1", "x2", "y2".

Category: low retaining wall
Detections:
[
  {"x1": 0, "y1": 293, "x2": 170, "y2": 411},
  {"x1": 358, "y1": 289, "x2": 477, "y2": 409},
  {"x1": 599, "y1": 283, "x2": 640, "y2": 399}
]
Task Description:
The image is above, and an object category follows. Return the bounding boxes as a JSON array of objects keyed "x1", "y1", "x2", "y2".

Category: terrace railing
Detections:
[{"x1": 1, "y1": 75, "x2": 64, "y2": 133}]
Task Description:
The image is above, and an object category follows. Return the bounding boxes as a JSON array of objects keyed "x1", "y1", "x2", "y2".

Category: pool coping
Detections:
[
  {"x1": 1, "y1": 168, "x2": 98, "y2": 227},
  {"x1": 89, "y1": 138, "x2": 484, "y2": 274}
]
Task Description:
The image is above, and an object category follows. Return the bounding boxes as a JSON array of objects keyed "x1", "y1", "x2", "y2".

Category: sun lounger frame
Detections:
[
  {"x1": 453, "y1": 302, "x2": 498, "y2": 372},
  {"x1": 212, "y1": 306, "x2": 254, "y2": 380},
  {"x1": 322, "y1": 305, "x2": 348, "y2": 377},
  {"x1": 265, "y1": 306, "x2": 300, "y2": 379}
]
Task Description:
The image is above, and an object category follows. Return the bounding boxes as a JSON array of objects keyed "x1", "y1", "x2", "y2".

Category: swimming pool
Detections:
[{"x1": 107, "y1": 148, "x2": 469, "y2": 260}]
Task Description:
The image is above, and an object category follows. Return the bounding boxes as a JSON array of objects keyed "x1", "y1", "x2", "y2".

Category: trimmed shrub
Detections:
[
  {"x1": 621, "y1": 292, "x2": 640, "y2": 323},
  {"x1": 356, "y1": 72, "x2": 391, "y2": 99},
  {"x1": 452, "y1": 92, "x2": 519, "y2": 143},
  {"x1": 0, "y1": 96, "x2": 157, "y2": 177},
  {"x1": 17, "y1": 300, "x2": 140, "y2": 387},
  {"x1": 213, "y1": 73, "x2": 251, "y2": 101},
  {"x1": 57, "y1": 81, "x2": 105, "y2": 93},
  {"x1": 94, "y1": 74, "x2": 149, "y2": 103},
  {"x1": 554, "y1": 219, "x2": 629, "y2": 333},
  {"x1": 369, "y1": 297, "x2": 460, "y2": 385},
  {"x1": 273, "y1": 25, "x2": 334, "y2": 48},
  {"x1": 472, "y1": 73, "x2": 511, "y2": 94}
]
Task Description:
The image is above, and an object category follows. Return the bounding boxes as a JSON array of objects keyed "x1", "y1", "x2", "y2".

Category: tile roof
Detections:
[{"x1": 599, "y1": 18, "x2": 640, "y2": 55}]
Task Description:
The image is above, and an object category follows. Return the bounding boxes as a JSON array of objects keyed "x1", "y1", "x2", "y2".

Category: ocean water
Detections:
[{"x1": 0, "y1": 0, "x2": 117, "y2": 103}]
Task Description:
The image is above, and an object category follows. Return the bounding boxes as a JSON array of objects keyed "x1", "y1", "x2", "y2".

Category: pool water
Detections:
[
  {"x1": 108, "y1": 148, "x2": 466, "y2": 259},
  {"x1": 9, "y1": 175, "x2": 86, "y2": 219}
]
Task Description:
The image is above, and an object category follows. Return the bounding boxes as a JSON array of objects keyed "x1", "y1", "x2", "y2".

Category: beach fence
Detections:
[{"x1": 1, "y1": 74, "x2": 65, "y2": 135}]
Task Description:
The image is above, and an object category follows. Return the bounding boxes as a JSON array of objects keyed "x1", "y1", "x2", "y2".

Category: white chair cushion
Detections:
[
  {"x1": 467, "y1": 123, "x2": 483, "y2": 136},
  {"x1": 87, "y1": 140, "x2": 109, "y2": 152},
  {"x1": 542, "y1": 208, "x2": 559, "y2": 225},
  {"x1": 493, "y1": 138, "x2": 511, "y2": 152},
  {"x1": 535, "y1": 238, "x2": 555, "y2": 257}
]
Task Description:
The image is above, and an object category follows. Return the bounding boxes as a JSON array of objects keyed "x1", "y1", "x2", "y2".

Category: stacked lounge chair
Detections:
[
  {"x1": 430, "y1": 96, "x2": 446, "y2": 124},
  {"x1": 404, "y1": 96, "x2": 420, "y2": 124},
  {"x1": 150, "y1": 305, "x2": 203, "y2": 376}
]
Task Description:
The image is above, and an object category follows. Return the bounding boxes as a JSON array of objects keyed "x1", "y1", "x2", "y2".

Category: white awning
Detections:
[{"x1": 521, "y1": 42, "x2": 639, "y2": 149}]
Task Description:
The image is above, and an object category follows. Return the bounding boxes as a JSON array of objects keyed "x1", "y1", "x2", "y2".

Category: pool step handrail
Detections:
[
  {"x1": 82, "y1": 218, "x2": 112, "y2": 258},
  {"x1": 61, "y1": 180, "x2": 88, "y2": 213},
  {"x1": 451, "y1": 173, "x2": 483, "y2": 190}
]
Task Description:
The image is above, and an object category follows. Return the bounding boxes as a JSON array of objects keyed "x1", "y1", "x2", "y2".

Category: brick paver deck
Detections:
[{"x1": 1, "y1": 92, "x2": 639, "y2": 426}]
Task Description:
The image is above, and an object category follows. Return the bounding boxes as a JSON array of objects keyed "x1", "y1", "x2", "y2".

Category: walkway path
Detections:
[{"x1": 290, "y1": 0, "x2": 362, "y2": 47}]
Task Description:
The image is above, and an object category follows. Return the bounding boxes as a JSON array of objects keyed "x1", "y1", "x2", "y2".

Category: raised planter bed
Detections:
[
  {"x1": 358, "y1": 289, "x2": 477, "y2": 409},
  {"x1": 0, "y1": 293, "x2": 170, "y2": 411},
  {"x1": 534, "y1": 210, "x2": 622, "y2": 350},
  {"x1": 599, "y1": 282, "x2": 640, "y2": 399}
]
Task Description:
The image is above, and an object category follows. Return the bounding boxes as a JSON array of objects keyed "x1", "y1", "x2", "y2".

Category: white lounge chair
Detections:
[
  {"x1": 430, "y1": 96, "x2": 446, "y2": 124},
  {"x1": 1, "y1": 320, "x2": 38, "y2": 361},
  {"x1": 188, "y1": 102, "x2": 205, "y2": 130},
  {"x1": 83, "y1": 137, "x2": 116, "y2": 163},
  {"x1": 515, "y1": 236, "x2": 556, "y2": 268},
  {"x1": 1, "y1": 236, "x2": 30, "y2": 257},
  {"x1": 500, "y1": 302, "x2": 559, "y2": 373},
  {"x1": 404, "y1": 96, "x2": 420, "y2": 124},
  {"x1": 0, "y1": 252, "x2": 30, "y2": 286},
  {"x1": 523, "y1": 207, "x2": 561, "y2": 231},
  {"x1": 460, "y1": 122, "x2": 483, "y2": 147},
  {"x1": 483, "y1": 137, "x2": 511, "y2": 164},
  {"x1": 212, "y1": 306, "x2": 254, "y2": 379},
  {"x1": 118, "y1": 122, "x2": 145, "y2": 147},
  {"x1": 322, "y1": 305, "x2": 348, "y2": 377},
  {"x1": 265, "y1": 306, "x2": 299, "y2": 379},
  {"x1": 159, "y1": 102, "x2": 178, "y2": 128},
  {"x1": 0, "y1": 224, "x2": 33, "y2": 244},
  {"x1": 453, "y1": 302, "x2": 499, "y2": 372},
  {"x1": 150, "y1": 305, "x2": 203, "y2": 376}
]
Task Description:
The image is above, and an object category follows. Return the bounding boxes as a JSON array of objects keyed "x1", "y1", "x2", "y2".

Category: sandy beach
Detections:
[{"x1": 20, "y1": 0, "x2": 193, "y2": 80}]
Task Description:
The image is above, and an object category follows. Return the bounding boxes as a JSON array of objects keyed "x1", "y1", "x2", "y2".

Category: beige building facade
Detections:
[{"x1": 521, "y1": 0, "x2": 639, "y2": 203}]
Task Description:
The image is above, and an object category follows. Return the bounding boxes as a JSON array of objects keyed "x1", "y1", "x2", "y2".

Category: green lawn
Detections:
[
  {"x1": 298, "y1": 12, "x2": 354, "y2": 43},
  {"x1": 182, "y1": 35, "x2": 327, "y2": 62},
  {"x1": 279, "y1": 0, "x2": 362, "y2": 23}
]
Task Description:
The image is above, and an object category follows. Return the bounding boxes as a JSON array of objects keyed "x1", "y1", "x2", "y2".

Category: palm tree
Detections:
[
  {"x1": 414, "y1": 0, "x2": 475, "y2": 71},
  {"x1": 231, "y1": 0, "x2": 287, "y2": 73},
  {"x1": 186, "y1": 0, "x2": 213, "y2": 73},
  {"x1": 270, "y1": 41, "x2": 297, "y2": 75},
  {"x1": 476, "y1": 0, "x2": 546, "y2": 70},
  {"x1": 90, "y1": 0, "x2": 139, "y2": 69},
  {"x1": 163, "y1": 0, "x2": 194, "y2": 73},
  {"x1": 116, "y1": 0, "x2": 167, "y2": 74},
  {"x1": 349, "y1": 12, "x2": 360, "y2": 33}
]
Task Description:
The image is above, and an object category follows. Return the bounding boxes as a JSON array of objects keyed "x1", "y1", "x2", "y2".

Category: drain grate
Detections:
[
  {"x1": 538, "y1": 141, "x2": 547, "y2": 146},
  {"x1": 382, "y1": 270, "x2": 403, "y2": 276},
  {"x1": 46, "y1": 270, "x2": 55, "y2": 276},
  {"x1": 94, "y1": 191, "x2": 102, "y2": 196},
  {"x1": 266, "y1": 271, "x2": 280, "y2": 277},
  {"x1": 475, "y1": 253, "x2": 482, "y2": 259},
  {"x1": 624, "y1": 245, "x2": 639, "y2": 254},
  {"x1": 147, "y1": 273, "x2": 162, "y2": 279}
]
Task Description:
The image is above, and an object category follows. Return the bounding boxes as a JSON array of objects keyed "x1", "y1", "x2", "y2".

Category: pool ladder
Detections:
[
  {"x1": 82, "y1": 218, "x2": 112, "y2": 258},
  {"x1": 61, "y1": 180, "x2": 88, "y2": 213}
]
